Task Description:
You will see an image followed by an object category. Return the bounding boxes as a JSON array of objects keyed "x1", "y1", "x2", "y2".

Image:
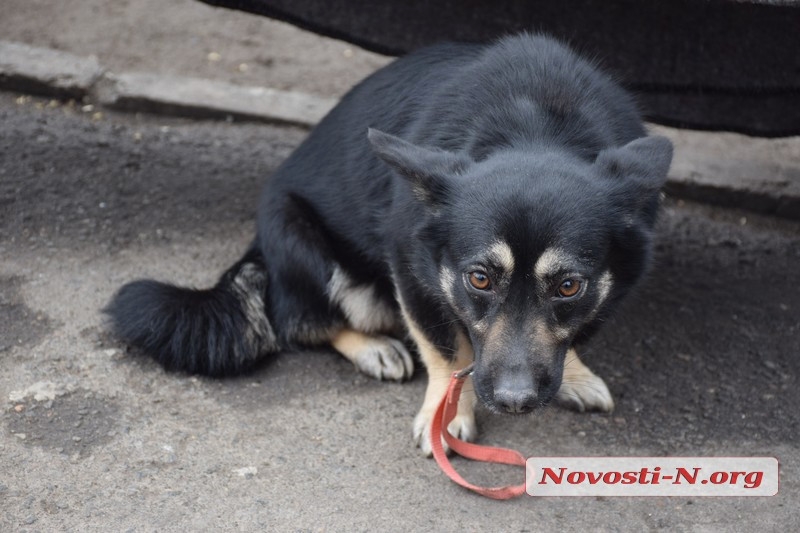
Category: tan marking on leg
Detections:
[
  {"x1": 398, "y1": 301, "x2": 476, "y2": 456},
  {"x1": 331, "y1": 329, "x2": 414, "y2": 381},
  {"x1": 556, "y1": 348, "x2": 614, "y2": 412},
  {"x1": 327, "y1": 267, "x2": 398, "y2": 333}
]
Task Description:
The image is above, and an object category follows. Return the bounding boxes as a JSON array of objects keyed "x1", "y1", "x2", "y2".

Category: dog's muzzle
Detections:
[{"x1": 476, "y1": 362, "x2": 559, "y2": 414}]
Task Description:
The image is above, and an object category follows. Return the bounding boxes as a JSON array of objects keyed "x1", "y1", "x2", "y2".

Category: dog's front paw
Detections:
[
  {"x1": 333, "y1": 331, "x2": 415, "y2": 381},
  {"x1": 358, "y1": 336, "x2": 414, "y2": 381},
  {"x1": 413, "y1": 407, "x2": 477, "y2": 457},
  {"x1": 556, "y1": 367, "x2": 614, "y2": 413}
]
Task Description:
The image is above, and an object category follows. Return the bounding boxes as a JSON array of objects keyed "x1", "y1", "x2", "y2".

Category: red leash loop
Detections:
[{"x1": 430, "y1": 366, "x2": 527, "y2": 499}]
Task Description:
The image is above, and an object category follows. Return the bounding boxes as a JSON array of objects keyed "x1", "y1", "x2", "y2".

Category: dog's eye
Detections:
[
  {"x1": 468, "y1": 271, "x2": 492, "y2": 291},
  {"x1": 556, "y1": 278, "x2": 582, "y2": 298}
]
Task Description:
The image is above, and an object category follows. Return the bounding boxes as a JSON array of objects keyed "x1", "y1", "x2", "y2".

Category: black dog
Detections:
[{"x1": 106, "y1": 33, "x2": 672, "y2": 455}]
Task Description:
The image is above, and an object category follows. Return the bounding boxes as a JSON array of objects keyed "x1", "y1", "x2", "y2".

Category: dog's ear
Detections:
[
  {"x1": 597, "y1": 136, "x2": 673, "y2": 229},
  {"x1": 368, "y1": 128, "x2": 471, "y2": 205},
  {"x1": 595, "y1": 136, "x2": 673, "y2": 193}
]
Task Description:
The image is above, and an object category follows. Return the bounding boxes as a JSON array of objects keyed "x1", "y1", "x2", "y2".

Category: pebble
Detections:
[{"x1": 232, "y1": 466, "x2": 257, "y2": 479}]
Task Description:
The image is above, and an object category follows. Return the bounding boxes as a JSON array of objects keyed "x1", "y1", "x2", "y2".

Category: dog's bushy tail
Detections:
[{"x1": 104, "y1": 248, "x2": 277, "y2": 376}]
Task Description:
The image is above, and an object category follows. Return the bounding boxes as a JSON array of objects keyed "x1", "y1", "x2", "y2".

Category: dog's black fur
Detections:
[{"x1": 107, "y1": 34, "x2": 671, "y2": 447}]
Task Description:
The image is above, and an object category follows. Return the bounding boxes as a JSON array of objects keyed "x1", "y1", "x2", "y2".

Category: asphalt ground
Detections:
[{"x1": 1, "y1": 89, "x2": 799, "y2": 531}]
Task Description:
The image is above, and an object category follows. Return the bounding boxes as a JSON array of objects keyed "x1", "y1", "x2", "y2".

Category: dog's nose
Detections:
[{"x1": 493, "y1": 389, "x2": 538, "y2": 414}]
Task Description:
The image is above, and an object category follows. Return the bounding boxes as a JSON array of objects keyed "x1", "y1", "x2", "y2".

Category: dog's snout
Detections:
[
  {"x1": 481, "y1": 361, "x2": 559, "y2": 414},
  {"x1": 491, "y1": 370, "x2": 540, "y2": 413},
  {"x1": 493, "y1": 388, "x2": 538, "y2": 414}
]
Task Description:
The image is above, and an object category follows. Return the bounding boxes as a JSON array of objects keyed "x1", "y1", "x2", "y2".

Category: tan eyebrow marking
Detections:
[
  {"x1": 534, "y1": 247, "x2": 573, "y2": 279},
  {"x1": 488, "y1": 240, "x2": 515, "y2": 273}
]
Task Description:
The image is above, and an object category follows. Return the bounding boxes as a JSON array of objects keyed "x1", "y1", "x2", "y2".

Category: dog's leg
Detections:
[
  {"x1": 556, "y1": 348, "x2": 614, "y2": 412},
  {"x1": 331, "y1": 329, "x2": 414, "y2": 381},
  {"x1": 406, "y1": 321, "x2": 476, "y2": 456}
]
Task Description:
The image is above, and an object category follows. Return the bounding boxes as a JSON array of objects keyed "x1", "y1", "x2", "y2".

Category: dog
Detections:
[{"x1": 106, "y1": 33, "x2": 672, "y2": 455}]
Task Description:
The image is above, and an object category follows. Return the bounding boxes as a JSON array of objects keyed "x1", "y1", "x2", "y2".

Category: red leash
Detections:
[{"x1": 430, "y1": 365, "x2": 527, "y2": 499}]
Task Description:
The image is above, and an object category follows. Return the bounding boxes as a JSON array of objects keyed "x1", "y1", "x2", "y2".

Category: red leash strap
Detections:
[{"x1": 430, "y1": 366, "x2": 527, "y2": 499}]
